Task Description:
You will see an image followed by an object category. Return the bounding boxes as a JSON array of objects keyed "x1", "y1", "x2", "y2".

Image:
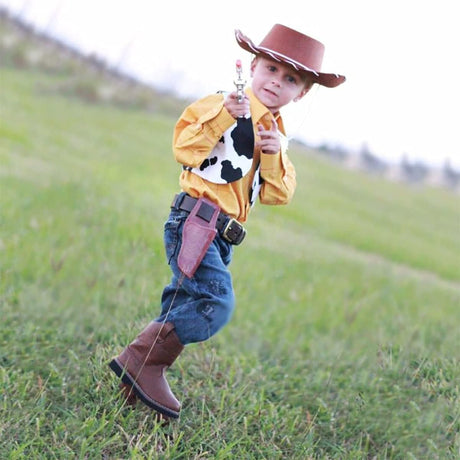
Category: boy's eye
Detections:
[
  {"x1": 286, "y1": 75, "x2": 297, "y2": 84},
  {"x1": 268, "y1": 65, "x2": 277, "y2": 72}
]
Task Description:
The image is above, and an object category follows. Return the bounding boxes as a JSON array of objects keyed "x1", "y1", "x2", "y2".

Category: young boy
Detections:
[{"x1": 109, "y1": 24, "x2": 345, "y2": 420}]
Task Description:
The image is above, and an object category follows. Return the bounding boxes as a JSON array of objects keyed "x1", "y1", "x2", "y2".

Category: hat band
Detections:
[{"x1": 257, "y1": 46, "x2": 320, "y2": 77}]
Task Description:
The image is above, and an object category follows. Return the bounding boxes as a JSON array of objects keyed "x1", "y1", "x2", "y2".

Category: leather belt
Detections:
[{"x1": 171, "y1": 193, "x2": 246, "y2": 245}]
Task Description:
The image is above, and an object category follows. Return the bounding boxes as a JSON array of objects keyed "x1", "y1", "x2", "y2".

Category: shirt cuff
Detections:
[{"x1": 260, "y1": 151, "x2": 282, "y2": 173}]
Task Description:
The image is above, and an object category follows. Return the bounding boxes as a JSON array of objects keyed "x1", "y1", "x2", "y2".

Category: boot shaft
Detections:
[
  {"x1": 125, "y1": 321, "x2": 184, "y2": 367},
  {"x1": 109, "y1": 321, "x2": 184, "y2": 417}
]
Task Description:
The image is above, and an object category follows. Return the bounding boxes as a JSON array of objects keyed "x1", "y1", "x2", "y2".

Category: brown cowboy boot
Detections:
[{"x1": 109, "y1": 321, "x2": 184, "y2": 419}]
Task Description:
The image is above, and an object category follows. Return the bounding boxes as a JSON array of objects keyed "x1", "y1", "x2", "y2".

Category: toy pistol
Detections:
[{"x1": 234, "y1": 59, "x2": 246, "y2": 103}]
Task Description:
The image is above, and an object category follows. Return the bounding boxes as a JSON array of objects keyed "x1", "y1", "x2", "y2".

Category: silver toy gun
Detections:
[{"x1": 234, "y1": 59, "x2": 246, "y2": 103}]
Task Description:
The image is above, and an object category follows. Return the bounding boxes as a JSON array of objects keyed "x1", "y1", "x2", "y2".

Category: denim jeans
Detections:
[{"x1": 155, "y1": 207, "x2": 235, "y2": 345}]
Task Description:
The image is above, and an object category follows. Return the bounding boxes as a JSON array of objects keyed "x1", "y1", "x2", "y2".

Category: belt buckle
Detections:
[{"x1": 222, "y1": 218, "x2": 246, "y2": 245}]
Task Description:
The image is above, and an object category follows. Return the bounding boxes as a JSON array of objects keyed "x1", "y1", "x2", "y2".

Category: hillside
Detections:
[
  {"x1": 1, "y1": 19, "x2": 460, "y2": 460},
  {"x1": 1, "y1": 6, "x2": 459, "y2": 191}
]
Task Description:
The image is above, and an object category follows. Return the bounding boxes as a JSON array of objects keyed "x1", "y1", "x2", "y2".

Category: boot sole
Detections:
[{"x1": 109, "y1": 358, "x2": 180, "y2": 419}]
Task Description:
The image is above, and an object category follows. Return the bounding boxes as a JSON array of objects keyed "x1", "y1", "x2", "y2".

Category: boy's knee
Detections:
[
  {"x1": 197, "y1": 284, "x2": 234, "y2": 338},
  {"x1": 198, "y1": 295, "x2": 234, "y2": 333}
]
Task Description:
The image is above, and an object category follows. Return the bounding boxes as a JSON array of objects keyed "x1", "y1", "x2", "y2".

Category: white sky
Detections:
[{"x1": 2, "y1": 0, "x2": 460, "y2": 168}]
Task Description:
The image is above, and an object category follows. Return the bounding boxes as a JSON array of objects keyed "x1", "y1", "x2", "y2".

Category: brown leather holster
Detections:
[{"x1": 177, "y1": 197, "x2": 220, "y2": 278}]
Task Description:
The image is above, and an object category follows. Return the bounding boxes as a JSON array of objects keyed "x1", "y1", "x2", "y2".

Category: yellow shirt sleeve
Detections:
[
  {"x1": 259, "y1": 150, "x2": 296, "y2": 205},
  {"x1": 173, "y1": 93, "x2": 236, "y2": 168}
]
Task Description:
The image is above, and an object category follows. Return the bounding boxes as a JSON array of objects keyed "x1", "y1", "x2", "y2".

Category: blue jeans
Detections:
[{"x1": 155, "y1": 207, "x2": 235, "y2": 345}]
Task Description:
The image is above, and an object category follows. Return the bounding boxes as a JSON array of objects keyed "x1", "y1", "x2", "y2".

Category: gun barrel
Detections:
[{"x1": 234, "y1": 60, "x2": 246, "y2": 103}]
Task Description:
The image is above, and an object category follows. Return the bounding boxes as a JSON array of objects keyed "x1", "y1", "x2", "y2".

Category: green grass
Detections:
[{"x1": 1, "y1": 65, "x2": 459, "y2": 459}]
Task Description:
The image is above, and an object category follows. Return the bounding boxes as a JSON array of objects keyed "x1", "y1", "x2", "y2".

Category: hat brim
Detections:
[{"x1": 235, "y1": 29, "x2": 345, "y2": 88}]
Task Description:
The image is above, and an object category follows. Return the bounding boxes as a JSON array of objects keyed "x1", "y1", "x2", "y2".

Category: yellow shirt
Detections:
[{"x1": 173, "y1": 88, "x2": 296, "y2": 223}]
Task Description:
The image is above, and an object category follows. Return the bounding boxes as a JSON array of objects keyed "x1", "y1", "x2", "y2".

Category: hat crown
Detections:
[
  {"x1": 235, "y1": 24, "x2": 345, "y2": 87},
  {"x1": 258, "y1": 24, "x2": 325, "y2": 73}
]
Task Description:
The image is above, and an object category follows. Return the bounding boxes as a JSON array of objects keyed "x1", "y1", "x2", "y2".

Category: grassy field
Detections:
[{"x1": 1, "y1": 64, "x2": 459, "y2": 459}]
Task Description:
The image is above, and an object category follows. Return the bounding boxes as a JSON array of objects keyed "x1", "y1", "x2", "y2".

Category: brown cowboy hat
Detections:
[{"x1": 235, "y1": 24, "x2": 345, "y2": 88}]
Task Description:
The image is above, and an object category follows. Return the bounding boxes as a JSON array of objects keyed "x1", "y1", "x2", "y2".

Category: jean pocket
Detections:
[
  {"x1": 164, "y1": 211, "x2": 185, "y2": 264},
  {"x1": 216, "y1": 235, "x2": 233, "y2": 266}
]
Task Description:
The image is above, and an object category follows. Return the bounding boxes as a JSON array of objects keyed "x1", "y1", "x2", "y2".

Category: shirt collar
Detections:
[{"x1": 246, "y1": 88, "x2": 286, "y2": 134}]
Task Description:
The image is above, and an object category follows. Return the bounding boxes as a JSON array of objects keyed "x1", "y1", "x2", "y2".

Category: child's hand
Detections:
[
  {"x1": 224, "y1": 92, "x2": 250, "y2": 119},
  {"x1": 256, "y1": 120, "x2": 280, "y2": 154}
]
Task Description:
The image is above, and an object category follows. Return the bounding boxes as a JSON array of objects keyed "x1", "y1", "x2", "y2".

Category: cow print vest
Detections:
[
  {"x1": 184, "y1": 98, "x2": 288, "y2": 207},
  {"x1": 184, "y1": 116, "x2": 255, "y2": 184}
]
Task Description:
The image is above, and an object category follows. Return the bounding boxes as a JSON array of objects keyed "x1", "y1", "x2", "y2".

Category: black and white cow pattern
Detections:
[
  {"x1": 184, "y1": 105, "x2": 289, "y2": 207},
  {"x1": 249, "y1": 164, "x2": 263, "y2": 207},
  {"x1": 186, "y1": 116, "x2": 255, "y2": 184}
]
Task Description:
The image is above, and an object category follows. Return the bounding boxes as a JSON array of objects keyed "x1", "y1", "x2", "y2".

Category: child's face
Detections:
[{"x1": 250, "y1": 57, "x2": 312, "y2": 114}]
